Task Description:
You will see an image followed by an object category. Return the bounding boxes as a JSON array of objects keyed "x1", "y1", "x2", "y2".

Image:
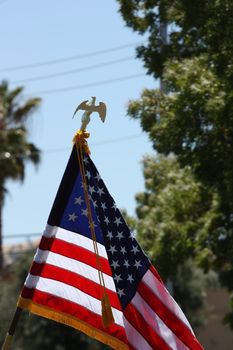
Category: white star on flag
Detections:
[
  {"x1": 112, "y1": 202, "x2": 118, "y2": 211},
  {"x1": 94, "y1": 173, "x2": 101, "y2": 181},
  {"x1": 111, "y1": 260, "x2": 120, "y2": 270},
  {"x1": 83, "y1": 156, "x2": 89, "y2": 165},
  {"x1": 120, "y1": 246, "x2": 126, "y2": 255},
  {"x1": 114, "y1": 217, "x2": 122, "y2": 226},
  {"x1": 117, "y1": 288, "x2": 125, "y2": 297},
  {"x1": 88, "y1": 185, "x2": 95, "y2": 195},
  {"x1": 123, "y1": 259, "x2": 130, "y2": 268},
  {"x1": 101, "y1": 202, "x2": 107, "y2": 210},
  {"x1": 104, "y1": 216, "x2": 110, "y2": 225},
  {"x1": 106, "y1": 231, "x2": 113, "y2": 240},
  {"x1": 131, "y1": 245, "x2": 140, "y2": 254},
  {"x1": 92, "y1": 200, "x2": 98, "y2": 208},
  {"x1": 108, "y1": 245, "x2": 117, "y2": 255},
  {"x1": 127, "y1": 274, "x2": 134, "y2": 283},
  {"x1": 134, "y1": 260, "x2": 142, "y2": 269},
  {"x1": 114, "y1": 274, "x2": 123, "y2": 283},
  {"x1": 85, "y1": 171, "x2": 91, "y2": 180},
  {"x1": 68, "y1": 212, "x2": 78, "y2": 222},
  {"x1": 74, "y1": 196, "x2": 84, "y2": 205},
  {"x1": 81, "y1": 208, "x2": 88, "y2": 217},
  {"x1": 97, "y1": 187, "x2": 104, "y2": 196}
]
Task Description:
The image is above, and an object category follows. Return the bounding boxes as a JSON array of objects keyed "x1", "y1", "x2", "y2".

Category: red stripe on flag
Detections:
[
  {"x1": 21, "y1": 287, "x2": 128, "y2": 344},
  {"x1": 138, "y1": 281, "x2": 203, "y2": 350},
  {"x1": 29, "y1": 262, "x2": 121, "y2": 310},
  {"x1": 39, "y1": 236, "x2": 112, "y2": 275},
  {"x1": 124, "y1": 303, "x2": 172, "y2": 350},
  {"x1": 149, "y1": 264, "x2": 163, "y2": 283}
]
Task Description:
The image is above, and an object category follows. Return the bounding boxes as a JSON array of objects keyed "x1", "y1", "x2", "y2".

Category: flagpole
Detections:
[{"x1": 1, "y1": 307, "x2": 22, "y2": 350}]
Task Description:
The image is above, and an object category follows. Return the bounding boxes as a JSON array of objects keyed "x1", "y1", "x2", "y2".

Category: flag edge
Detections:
[{"x1": 17, "y1": 297, "x2": 128, "y2": 350}]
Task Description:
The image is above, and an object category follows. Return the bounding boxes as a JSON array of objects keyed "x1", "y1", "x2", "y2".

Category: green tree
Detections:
[
  {"x1": 0, "y1": 81, "x2": 41, "y2": 269},
  {"x1": 134, "y1": 155, "x2": 218, "y2": 329},
  {"x1": 135, "y1": 155, "x2": 219, "y2": 276},
  {"x1": 117, "y1": 0, "x2": 233, "y2": 327},
  {"x1": 0, "y1": 252, "x2": 109, "y2": 350}
]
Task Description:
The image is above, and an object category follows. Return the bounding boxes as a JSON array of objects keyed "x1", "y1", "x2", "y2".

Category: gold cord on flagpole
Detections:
[{"x1": 73, "y1": 128, "x2": 114, "y2": 328}]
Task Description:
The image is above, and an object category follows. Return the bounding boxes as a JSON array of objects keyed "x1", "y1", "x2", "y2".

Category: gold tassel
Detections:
[
  {"x1": 73, "y1": 130, "x2": 90, "y2": 155},
  {"x1": 101, "y1": 293, "x2": 114, "y2": 328}
]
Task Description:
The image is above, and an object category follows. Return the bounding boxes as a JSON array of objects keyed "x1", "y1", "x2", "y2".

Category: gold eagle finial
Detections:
[{"x1": 73, "y1": 97, "x2": 107, "y2": 131}]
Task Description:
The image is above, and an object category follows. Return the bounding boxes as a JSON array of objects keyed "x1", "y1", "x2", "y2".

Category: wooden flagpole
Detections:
[{"x1": 1, "y1": 307, "x2": 22, "y2": 350}]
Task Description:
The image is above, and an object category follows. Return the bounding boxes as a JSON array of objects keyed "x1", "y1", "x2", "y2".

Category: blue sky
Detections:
[{"x1": 1, "y1": 0, "x2": 157, "y2": 245}]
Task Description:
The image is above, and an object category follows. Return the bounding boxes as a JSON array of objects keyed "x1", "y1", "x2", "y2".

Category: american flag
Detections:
[{"x1": 18, "y1": 146, "x2": 204, "y2": 350}]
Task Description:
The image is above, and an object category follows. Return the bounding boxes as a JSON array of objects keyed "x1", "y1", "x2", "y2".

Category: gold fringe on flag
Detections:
[{"x1": 17, "y1": 298, "x2": 127, "y2": 350}]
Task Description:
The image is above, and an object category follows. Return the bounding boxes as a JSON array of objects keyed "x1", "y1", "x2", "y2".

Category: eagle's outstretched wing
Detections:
[
  {"x1": 93, "y1": 102, "x2": 106, "y2": 122},
  {"x1": 73, "y1": 99, "x2": 106, "y2": 123},
  {"x1": 72, "y1": 100, "x2": 89, "y2": 118}
]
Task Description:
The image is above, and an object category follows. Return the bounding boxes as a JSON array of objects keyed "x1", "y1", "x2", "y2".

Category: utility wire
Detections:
[
  {"x1": 42, "y1": 134, "x2": 144, "y2": 153},
  {"x1": 0, "y1": 42, "x2": 143, "y2": 72},
  {"x1": 12, "y1": 56, "x2": 134, "y2": 84},
  {"x1": 32, "y1": 73, "x2": 145, "y2": 95},
  {"x1": 0, "y1": 133, "x2": 144, "y2": 160}
]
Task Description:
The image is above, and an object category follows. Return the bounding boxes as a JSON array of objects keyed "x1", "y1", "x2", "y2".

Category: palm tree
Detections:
[{"x1": 0, "y1": 81, "x2": 41, "y2": 269}]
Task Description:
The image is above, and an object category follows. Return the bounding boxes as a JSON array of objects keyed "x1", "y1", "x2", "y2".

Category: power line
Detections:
[
  {"x1": 45, "y1": 134, "x2": 143, "y2": 153},
  {"x1": 32, "y1": 73, "x2": 145, "y2": 95},
  {"x1": 0, "y1": 42, "x2": 142, "y2": 72},
  {"x1": 12, "y1": 56, "x2": 134, "y2": 84},
  {"x1": 0, "y1": 133, "x2": 144, "y2": 160}
]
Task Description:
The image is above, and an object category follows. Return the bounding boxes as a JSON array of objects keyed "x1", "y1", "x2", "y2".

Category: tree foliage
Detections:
[
  {"x1": 118, "y1": 1, "x2": 233, "y2": 80},
  {"x1": 0, "y1": 81, "x2": 41, "y2": 188},
  {"x1": 117, "y1": 0, "x2": 233, "y2": 211},
  {"x1": 136, "y1": 155, "x2": 219, "y2": 276},
  {"x1": 133, "y1": 155, "x2": 219, "y2": 329},
  {"x1": 0, "y1": 81, "x2": 41, "y2": 268},
  {"x1": 117, "y1": 0, "x2": 233, "y2": 327}
]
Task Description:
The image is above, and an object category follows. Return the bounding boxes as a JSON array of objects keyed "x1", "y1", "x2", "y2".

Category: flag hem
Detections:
[{"x1": 17, "y1": 297, "x2": 128, "y2": 350}]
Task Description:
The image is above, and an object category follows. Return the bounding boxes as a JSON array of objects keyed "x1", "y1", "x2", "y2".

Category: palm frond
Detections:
[
  {"x1": 0, "y1": 81, "x2": 42, "y2": 185},
  {"x1": 13, "y1": 98, "x2": 41, "y2": 123},
  {"x1": 26, "y1": 143, "x2": 41, "y2": 165}
]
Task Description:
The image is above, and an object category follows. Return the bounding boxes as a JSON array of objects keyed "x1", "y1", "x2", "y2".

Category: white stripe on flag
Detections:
[
  {"x1": 43, "y1": 224, "x2": 108, "y2": 258},
  {"x1": 25, "y1": 274, "x2": 124, "y2": 326},
  {"x1": 132, "y1": 292, "x2": 189, "y2": 350},
  {"x1": 123, "y1": 316, "x2": 153, "y2": 350},
  {"x1": 33, "y1": 249, "x2": 116, "y2": 292},
  {"x1": 143, "y1": 270, "x2": 193, "y2": 332}
]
